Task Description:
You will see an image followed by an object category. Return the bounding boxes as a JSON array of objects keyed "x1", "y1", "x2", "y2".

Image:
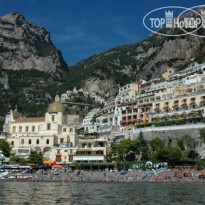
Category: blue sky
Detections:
[{"x1": 0, "y1": 0, "x2": 205, "y2": 65}]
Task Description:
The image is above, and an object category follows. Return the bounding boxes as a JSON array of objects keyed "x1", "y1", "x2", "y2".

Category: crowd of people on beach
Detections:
[{"x1": 5, "y1": 169, "x2": 205, "y2": 183}]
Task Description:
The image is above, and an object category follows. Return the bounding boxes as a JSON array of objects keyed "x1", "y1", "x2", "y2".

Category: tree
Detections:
[
  {"x1": 29, "y1": 150, "x2": 43, "y2": 164},
  {"x1": 141, "y1": 146, "x2": 150, "y2": 161},
  {"x1": 111, "y1": 139, "x2": 140, "y2": 162},
  {"x1": 176, "y1": 135, "x2": 196, "y2": 151},
  {"x1": 138, "y1": 132, "x2": 147, "y2": 148},
  {"x1": 149, "y1": 137, "x2": 164, "y2": 153},
  {"x1": 187, "y1": 150, "x2": 199, "y2": 160},
  {"x1": 199, "y1": 128, "x2": 205, "y2": 143},
  {"x1": 125, "y1": 152, "x2": 136, "y2": 161},
  {"x1": 138, "y1": 132, "x2": 150, "y2": 160},
  {"x1": 0, "y1": 140, "x2": 12, "y2": 157},
  {"x1": 10, "y1": 156, "x2": 29, "y2": 164},
  {"x1": 154, "y1": 147, "x2": 182, "y2": 166}
]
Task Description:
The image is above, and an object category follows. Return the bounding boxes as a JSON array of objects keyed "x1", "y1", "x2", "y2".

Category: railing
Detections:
[
  {"x1": 74, "y1": 154, "x2": 105, "y2": 156},
  {"x1": 133, "y1": 123, "x2": 205, "y2": 133},
  {"x1": 152, "y1": 107, "x2": 202, "y2": 116},
  {"x1": 138, "y1": 101, "x2": 152, "y2": 106},
  {"x1": 122, "y1": 112, "x2": 138, "y2": 116}
]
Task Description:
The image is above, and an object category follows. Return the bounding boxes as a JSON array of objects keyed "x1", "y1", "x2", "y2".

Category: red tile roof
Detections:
[{"x1": 15, "y1": 117, "x2": 45, "y2": 122}]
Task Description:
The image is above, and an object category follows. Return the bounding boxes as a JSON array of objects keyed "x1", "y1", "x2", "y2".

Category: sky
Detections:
[{"x1": 0, "y1": 0, "x2": 205, "y2": 66}]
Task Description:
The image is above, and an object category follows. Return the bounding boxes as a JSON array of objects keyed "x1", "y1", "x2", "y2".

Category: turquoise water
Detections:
[{"x1": 0, "y1": 182, "x2": 204, "y2": 204}]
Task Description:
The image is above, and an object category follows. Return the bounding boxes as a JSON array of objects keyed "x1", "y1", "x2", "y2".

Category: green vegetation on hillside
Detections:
[
  {"x1": 0, "y1": 69, "x2": 72, "y2": 121},
  {"x1": 111, "y1": 132, "x2": 199, "y2": 166}
]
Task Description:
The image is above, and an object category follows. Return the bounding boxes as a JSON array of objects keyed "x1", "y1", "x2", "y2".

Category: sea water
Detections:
[{"x1": 0, "y1": 182, "x2": 204, "y2": 204}]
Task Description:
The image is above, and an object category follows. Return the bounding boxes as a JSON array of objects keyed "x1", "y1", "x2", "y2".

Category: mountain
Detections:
[
  {"x1": 0, "y1": 12, "x2": 68, "y2": 72},
  {"x1": 0, "y1": 12, "x2": 70, "y2": 131},
  {"x1": 69, "y1": 9, "x2": 205, "y2": 97},
  {"x1": 1, "y1": 10, "x2": 205, "y2": 130}
]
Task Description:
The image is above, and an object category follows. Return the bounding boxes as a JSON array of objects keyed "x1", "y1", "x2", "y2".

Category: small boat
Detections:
[{"x1": 0, "y1": 171, "x2": 9, "y2": 179}]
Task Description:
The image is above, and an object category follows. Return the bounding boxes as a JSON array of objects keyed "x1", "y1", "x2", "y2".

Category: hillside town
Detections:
[{"x1": 1, "y1": 62, "x2": 205, "y2": 165}]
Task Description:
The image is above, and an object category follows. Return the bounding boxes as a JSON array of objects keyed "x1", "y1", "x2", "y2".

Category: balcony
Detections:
[
  {"x1": 172, "y1": 104, "x2": 179, "y2": 109},
  {"x1": 122, "y1": 112, "x2": 138, "y2": 116},
  {"x1": 138, "y1": 101, "x2": 152, "y2": 106},
  {"x1": 137, "y1": 93, "x2": 154, "y2": 99},
  {"x1": 163, "y1": 105, "x2": 169, "y2": 109},
  {"x1": 154, "y1": 107, "x2": 160, "y2": 112},
  {"x1": 189, "y1": 101, "x2": 196, "y2": 107},
  {"x1": 152, "y1": 107, "x2": 202, "y2": 118},
  {"x1": 200, "y1": 100, "x2": 205, "y2": 106}
]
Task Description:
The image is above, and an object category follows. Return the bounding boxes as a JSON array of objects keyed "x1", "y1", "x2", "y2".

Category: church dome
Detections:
[{"x1": 48, "y1": 95, "x2": 66, "y2": 113}]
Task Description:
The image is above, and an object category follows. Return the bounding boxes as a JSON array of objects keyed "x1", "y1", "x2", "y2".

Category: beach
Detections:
[{"x1": 1, "y1": 169, "x2": 205, "y2": 183}]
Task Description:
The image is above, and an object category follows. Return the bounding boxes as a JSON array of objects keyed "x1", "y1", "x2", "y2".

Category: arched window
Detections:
[
  {"x1": 46, "y1": 139, "x2": 49, "y2": 145},
  {"x1": 36, "y1": 139, "x2": 39, "y2": 145},
  {"x1": 28, "y1": 139, "x2": 32, "y2": 144},
  {"x1": 21, "y1": 139, "x2": 24, "y2": 145}
]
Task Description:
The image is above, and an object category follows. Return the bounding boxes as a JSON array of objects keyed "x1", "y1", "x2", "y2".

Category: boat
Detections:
[{"x1": 0, "y1": 171, "x2": 9, "y2": 179}]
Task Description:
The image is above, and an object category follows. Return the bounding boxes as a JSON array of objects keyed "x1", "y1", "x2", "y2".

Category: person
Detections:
[
  {"x1": 35, "y1": 175, "x2": 38, "y2": 182},
  {"x1": 104, "y1": 171, "x2": 106, "y2": 177}
]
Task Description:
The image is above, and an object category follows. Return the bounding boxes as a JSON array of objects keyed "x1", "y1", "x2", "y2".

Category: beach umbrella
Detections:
[{"x1": 52, "y1": 164, "x2": 62, "y2": 168}]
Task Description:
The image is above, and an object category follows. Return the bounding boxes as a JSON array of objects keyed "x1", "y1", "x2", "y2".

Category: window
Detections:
[
  {"x1": 64, "y1": 150, "x2": 68, "y2": 152},
  {"x1": 63, "y1": 128, "x2": 66, "y2": 132},
  {"x1": 25, "y1": 126, "x2": 29, "y2": 132},
  {"x1": 70, "y1": 150, "x2": 73, "y2": 154},
  {"x1": 88, "y1": 143, "x2": 91, "y2": 148},
  {"x1": 21, "y1": 139, "x2": 24, "y2": 145},
  {"x1": 52, "y1": 115, "x2": 55, "y2": 121},
  {"x1": 36, "y1": 139, "x2": 39, "y2": 144},
  {"x1": 19, "y1": 126, "x2": 22, "y2": 132},
  {"x1": 47, "y1": 123, "x2": 51, "y2": 130},
  {"x1": 46, "y1": 139, "x2": 49, "y2": 144},
  {"x1": 12, "y1": 126, "x2": 16, "y2": 132},
  {"x1": 11, "y1": 141, "x2": 14, "y2": 146},
  {"x1": 28, "y1": 139, "x2": 32, "y2": 144},
  {"x1": 60, "y1": 138, "x2": 64, "y2": 143},
  {"x1": 32, "y1": 126, "x2": 35, "y2": 132},
  {"x1": 70, "y1": 128, "x2": 73, "y2": 132}
]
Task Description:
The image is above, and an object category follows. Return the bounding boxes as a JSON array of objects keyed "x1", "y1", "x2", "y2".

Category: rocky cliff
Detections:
[
  {"x1": 69, "y1": 8, "x2": 205, "y2": 97},
  {"x1": 0, "y1": 13, "x2": 68, "y2": 72}
]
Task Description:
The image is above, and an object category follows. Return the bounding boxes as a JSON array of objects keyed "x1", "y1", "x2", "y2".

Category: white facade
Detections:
[{"x1": 73, "y1": 155, "x2": 106, "y2": 163}]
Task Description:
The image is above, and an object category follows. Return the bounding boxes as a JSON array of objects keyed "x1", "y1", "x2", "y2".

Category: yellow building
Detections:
[
  {"x1": 47, "y1": 146, "x2": 77, "y2": 164},
  {"x1": 73, "y1": 138, "x2": 107, "y2": 163},
  {"x1": 152, "y1": 90, "x2": 205, "y2": 122},
  {"x1": 118, "y1": 83, "x2": 139, "y2": 98},
  {"x1": 4, "y1": 95, "x2": 78, "y2": 158},
  {"x1": 162, "y1": 68, "x2": 175, "y2": 79}
]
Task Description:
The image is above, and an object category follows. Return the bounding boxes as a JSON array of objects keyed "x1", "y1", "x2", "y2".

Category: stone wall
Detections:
[{"x1": 133, "y1": 124, "x2": 205, "y2": 158}]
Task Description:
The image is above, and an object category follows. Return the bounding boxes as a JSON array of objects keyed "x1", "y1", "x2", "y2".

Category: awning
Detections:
[
  {"x1": 43, "y1": 161, "x2": 55, "y2": 165},
  {"x1": 52, "y1": 164, "x2": 62, "y2": 168}
]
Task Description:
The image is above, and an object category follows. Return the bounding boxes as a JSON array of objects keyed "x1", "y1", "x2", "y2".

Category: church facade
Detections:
[{"x1": 4, "y1": 95, "x2": 78, "y2": 158}]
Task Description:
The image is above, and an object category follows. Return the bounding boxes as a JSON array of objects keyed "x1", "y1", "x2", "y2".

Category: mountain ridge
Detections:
[{"x1": 0, "y1": 12, "x2": 68, "y2": 72}]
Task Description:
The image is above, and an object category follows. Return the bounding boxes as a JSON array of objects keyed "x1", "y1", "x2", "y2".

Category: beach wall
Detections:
[{"x1": 133, "y1": 123, "x2": 205, "y2": 157}]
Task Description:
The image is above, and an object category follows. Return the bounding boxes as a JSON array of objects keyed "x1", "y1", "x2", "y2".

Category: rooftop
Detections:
[{"x1": 15, "y1": 117, "x2": 45, "y2": 123}]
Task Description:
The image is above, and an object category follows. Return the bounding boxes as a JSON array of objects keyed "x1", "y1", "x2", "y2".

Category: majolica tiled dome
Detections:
[{"x1": 48, "y1": 95, "x2": 66, "y2": 113}]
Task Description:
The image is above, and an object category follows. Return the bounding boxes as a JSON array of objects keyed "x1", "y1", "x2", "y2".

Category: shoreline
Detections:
[{"x1": 1, "y1": 179, "x2": 205, "y2": 184}]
